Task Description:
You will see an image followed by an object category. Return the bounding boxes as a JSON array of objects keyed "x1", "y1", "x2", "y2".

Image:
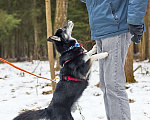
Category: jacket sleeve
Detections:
[
  {"x1": 127, "y1": 0, "x2": 148, "y2": 25},
  {"x1": 80, "y1": 0, "x2": 86, "y2": 3}
]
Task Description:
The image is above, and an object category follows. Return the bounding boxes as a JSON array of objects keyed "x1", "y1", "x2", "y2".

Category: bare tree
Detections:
[
  {"x1": 54, "y1": 0, "x2": 68, "y2": 70},
  {"x1": 124, "y1": 43, "x2": 136, "y2": 83},
  {"x1": 138, "y1": 14, "x2": 148, "y2": 61},
  {"x1": 33, "y1": 0, "x2": 39, "y2": 60},
  {"x1": 148, "y1": 1, "x2": 150, "y2": 61},
  {"x1": 54, "y1": 0, "x2": 68, "y2": 32},
  {"x1": 139, "y1": 32, "x2": 146, "y2": 61},
  {"x1": 45, "y1": 0, "x2": 56, "y2": 91}
]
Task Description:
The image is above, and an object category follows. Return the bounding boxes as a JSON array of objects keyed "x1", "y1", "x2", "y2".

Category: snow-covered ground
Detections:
[{"x1": 0, "y1": 60, "x2": 150, "y2": 120}]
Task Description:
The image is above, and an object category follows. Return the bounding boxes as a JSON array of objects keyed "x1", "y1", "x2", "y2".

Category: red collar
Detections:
[
  {"x1": 64, "y1": 59, "x2": 71, "y2": 65},
  {"x1": 63, "y1": 51, "x2": 85, "y2": 66},
  {"x1": 62, "y1": 76, "x2": 88, "y2": 82}
]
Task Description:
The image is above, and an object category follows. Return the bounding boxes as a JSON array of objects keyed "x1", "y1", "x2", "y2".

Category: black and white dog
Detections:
[{"x1": 13, "y1": 20, "x2": 108, "y2": 120}]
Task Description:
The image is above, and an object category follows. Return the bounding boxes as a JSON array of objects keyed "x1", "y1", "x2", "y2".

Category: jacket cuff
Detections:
[
  {"x1": 127, "y1": 19, "x2": 144, "y2": 25},
  {"x1": 127, "y1": 0, "x2": 148, "y2": 25}
]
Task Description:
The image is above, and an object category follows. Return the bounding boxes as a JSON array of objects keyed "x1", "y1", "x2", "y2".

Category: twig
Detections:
[
  {"x1": 133, "y1": 65, "x2": 142, "y2": 73},
  {"x1": 36, "y1": 78, "x2": 39, "y2": 95},
  {"x1": 32, "y1": 61, "x2": 41, "y2": 73},
  {"x1": 76, "y1": 102, "x2": 85, "y2": 120}
]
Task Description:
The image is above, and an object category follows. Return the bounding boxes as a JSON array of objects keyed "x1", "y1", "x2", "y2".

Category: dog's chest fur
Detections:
[{"x1": 59, "y1": 47, "x2": 90, "y2": 79}]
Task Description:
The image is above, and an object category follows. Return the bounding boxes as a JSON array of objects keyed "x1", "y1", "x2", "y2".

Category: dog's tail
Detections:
[{"x1": 13, "y1": 109, "x2": 50, "y2": 120}]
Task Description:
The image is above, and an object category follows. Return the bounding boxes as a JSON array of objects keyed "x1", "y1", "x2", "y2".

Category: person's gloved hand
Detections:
[{"x1": 129, "y1": 24, "x2": 144, "y2": 44}]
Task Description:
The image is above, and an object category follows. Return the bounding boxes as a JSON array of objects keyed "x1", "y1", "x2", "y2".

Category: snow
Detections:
[{"x1": 0, "y1": 60, "x2": 150, "y2": 120}]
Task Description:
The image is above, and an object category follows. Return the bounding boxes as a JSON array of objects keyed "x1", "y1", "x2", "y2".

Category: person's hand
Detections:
[{"x1": 129, "y1": 24, "x2": 144, "y2": 44}]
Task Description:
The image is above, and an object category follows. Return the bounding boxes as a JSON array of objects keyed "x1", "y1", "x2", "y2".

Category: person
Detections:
[{"x1": 80, "y1": 0, "x2": 148, "y2": 120}]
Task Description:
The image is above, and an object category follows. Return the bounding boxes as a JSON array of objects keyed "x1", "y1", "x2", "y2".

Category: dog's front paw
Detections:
[
  {"x1": 91, "y1": 44, "x2": 97, "y2": 54},
  {"x1": 102, "y1": 52, "x2": 109, "y2": 58}
]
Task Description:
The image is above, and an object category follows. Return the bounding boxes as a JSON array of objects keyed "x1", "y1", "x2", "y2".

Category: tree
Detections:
[
  {"x1": 54, "y1": 0, "x2": 68, "y2": 32},
  {"x1": 0, "y1": 0, "x2": 47, "y2": 61},
  {"x1": 138, "y1": 13, "x2": 148, "y2": 61},
  {"x1": 148, "y1": 1, "x2": 150, "y2": 61},
  {"x1": 0, "y1": 10, "x2": 21, "y2": 58},
  {"x1": 54, "y1": 0, "x2": 68, "y2": 70},
  {"x1": 124, "y1": 43, "x2": 136, "y2": 83},
  {"x1": 45, "y1": 0, "x2": 56, "y2": 91},
  {"x1": 139, "y1": 32, "x2": 146, "y2": 61},
  {"x1": 32, "y1": 0, "x2": 39, "y2": 60}
]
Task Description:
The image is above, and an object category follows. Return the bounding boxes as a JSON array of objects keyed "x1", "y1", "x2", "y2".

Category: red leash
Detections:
[
  {"x1": 0, "y1": 52, "x2": 87, "y2": 82},
  {"x1": 0, "y1": 58, "x2": 53, "y2": 81}
]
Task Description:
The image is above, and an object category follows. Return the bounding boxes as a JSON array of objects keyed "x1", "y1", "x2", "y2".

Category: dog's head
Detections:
[{"x1": 47, "y1": 20, "x2": 77, "y2": 54}]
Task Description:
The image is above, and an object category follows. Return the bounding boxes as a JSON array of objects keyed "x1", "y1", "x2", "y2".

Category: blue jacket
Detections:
[{"x1": 80, "y1": 0, "x2": 148, "y2": 40}]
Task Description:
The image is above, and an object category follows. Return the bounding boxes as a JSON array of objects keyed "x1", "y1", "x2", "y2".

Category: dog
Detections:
[{"x1": 13, "y1": 20, "x2": 108, "y2": 120}]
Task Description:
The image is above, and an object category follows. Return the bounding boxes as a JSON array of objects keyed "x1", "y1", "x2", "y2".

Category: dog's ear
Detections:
[{"x1": 47, "y1": 36, "x2": 61, "y2": 42}]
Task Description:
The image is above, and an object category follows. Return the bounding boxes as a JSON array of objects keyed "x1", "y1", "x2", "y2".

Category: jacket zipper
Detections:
[{"x1": 110, "y1": 2, "x2": 120, "y2": 29}]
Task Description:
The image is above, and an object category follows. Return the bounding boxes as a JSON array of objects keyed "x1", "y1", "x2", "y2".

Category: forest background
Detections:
[
  {"x1": 0, "y1": 0, "x2": 91, "y2": 60},
  {"x1": 0, "y1": 0, "x2": 150, "y2": 85}
]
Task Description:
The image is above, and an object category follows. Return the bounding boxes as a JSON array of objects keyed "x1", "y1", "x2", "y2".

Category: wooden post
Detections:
[{"x1": 45, "y1": 0, "x2": 56, "y2": 91}]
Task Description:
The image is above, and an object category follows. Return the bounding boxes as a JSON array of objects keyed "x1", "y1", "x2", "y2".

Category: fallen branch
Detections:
[{"x1": 133, "y1": 65, "x2": 142, "y2": 73}]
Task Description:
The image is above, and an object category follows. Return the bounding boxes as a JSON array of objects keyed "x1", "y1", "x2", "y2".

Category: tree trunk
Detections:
[
  {"x1": 139, "y1": 32, "x2": 146, "y2": 61},
  {"x1": 148, "y1": 1, "x2": 150, "y2": 61},
  {"x1": 54, "y1": 0, "x2": 68, "y2": 70},
  {"x1": 54, "y1": 0, "x2": 68, "y2": 32},
  {"x1": 0, "y1": 42, "x2": 1, "y2": 58},
  {"x1": 12, "y1": 35, "x2": 15, "y2": 59},
  {"x1": 124, "y1": 43, "x2": 136, "y2": 83},
  {"x1": 33, "y1": 0, "x2": 38, "y2": 60},
  {"x1": 139, "y1": 5, "x2": 150, "y2": 61},
  {"x1": 144, "y1": 8, "x2": 149, "y2": 60},
  {"x1": 138, "y1": 12, "x2": 148, "y2": 61},
  {"x1": 45, "y1": 0, "x2": 56, "y2": 91}
]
